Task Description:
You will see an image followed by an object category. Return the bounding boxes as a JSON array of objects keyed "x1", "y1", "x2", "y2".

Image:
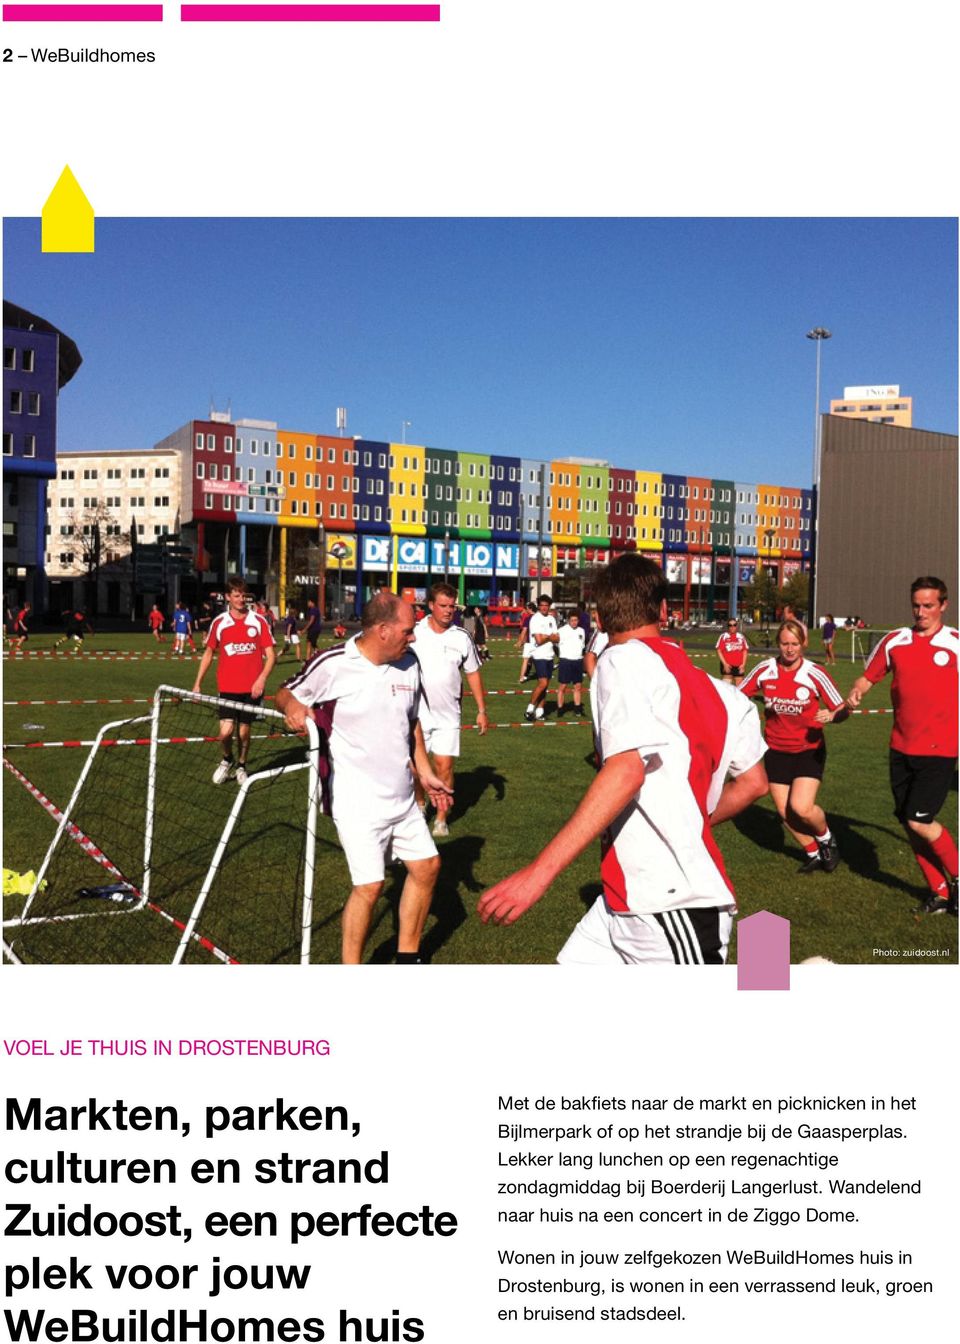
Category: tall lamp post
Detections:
[
  {"x1": 763, "y1": 526, "x2": 776, "y2": 630},
  {"x1": 806, "y1": 326, "x2": 831, "y2": 625},
  {"x1": 317, "y1": 521, "x2": 326, "y2": 620}
]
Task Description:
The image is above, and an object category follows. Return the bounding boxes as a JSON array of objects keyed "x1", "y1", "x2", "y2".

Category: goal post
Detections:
[{"x1": 4, "y1": 686, "x2": 322, "y2": 965}]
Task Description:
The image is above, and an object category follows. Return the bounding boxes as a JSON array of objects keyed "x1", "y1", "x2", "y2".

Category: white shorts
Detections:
[
  {"x1": 557, "y1": 895, "x2": 734, "y2": 966},
  {"x1": 422, "y1": 724, "x2": 461, "y2": 757},
  {"x1": 333, "y1": 798, "x2": 438, "y2": 886},
  {"x1": 522, "y1": 641, "x2": 536, "y2": 658},
  {"x1": 285, "y1": 632, "x2": 300, "y2": 645}
]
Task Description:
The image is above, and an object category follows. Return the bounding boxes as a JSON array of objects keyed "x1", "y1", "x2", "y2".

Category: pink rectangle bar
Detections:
[
  {"x1": 181, "y1": 4, "x2": 439, "y2": 18},
  {"x1": 3, "y1": 4, "x2": 162, "y2": 16}
]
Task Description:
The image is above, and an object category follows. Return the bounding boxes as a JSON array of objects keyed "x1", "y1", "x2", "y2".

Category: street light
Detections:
[
  {"x1": 317, "y1": 521, "x2": 326, "y2": 620},
  {"x1": 443, "y1": 529, "x2": 450, "y2": 583},
  {"x1": 329, "y1": 540, "x2": 349, "y2": 619},
  {"x1": 806, "y1": 326, "x2": 831, "y2": 623},
  {"x1": 763, "y1": 527, "x2": 776, "y2": 630}
]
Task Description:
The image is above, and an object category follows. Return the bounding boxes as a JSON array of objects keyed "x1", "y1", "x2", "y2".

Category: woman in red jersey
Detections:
[{"x1": 739, "y1": 619, "x2": 849, "y2": 874}]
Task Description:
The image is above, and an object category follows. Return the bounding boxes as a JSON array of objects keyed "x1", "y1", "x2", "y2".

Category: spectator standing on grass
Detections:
[
  {"x1": 413, "y1": 583, "x2": 488, "y2": 838},
  {"x1": 192, "y1": 576, "x2": 276, "y2": 787},
  {"x1": 821, "y1": 613, "x2": 837, "y2": 665},
  {"x1": 276, "y1": 591, "x2": 452, "y2": 964},
  {"x1": 280, "y1": 606, "x2": 301, "y2": 659},
  {"x1": 556, "y1": 611, "x2": 586, "y2": 718},
  {"x1": 716, "y1": 618, "x2": 749, "y2": 686},
  {"x1": 846, "y1": 576, "x2": 958, "y2": 915},
  {"x1": 479, "y1": 555, "x2": 767, "y2": 964},
  {"x1": 739, "y1": 620, "x2": 848, "y2": 875},
  {"x1": 524, "y1": 594, "x2": 559, "y2": 722},
  {"x1": 148, "y1": 603, "x2": 166, "y2": 643}
]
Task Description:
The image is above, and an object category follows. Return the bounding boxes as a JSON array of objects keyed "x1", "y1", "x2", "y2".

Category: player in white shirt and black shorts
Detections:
[
  {"x1": 276, "y1": 592, "x2": 453, "y2": 964},
  {"x1": 413, "y1": 582, "x2": 488, "y2": 837},
  {"x1": 556, "y1": 611, "x2": 586, "y2": 718},
  {"x1": 525, "y1": 595, "x2": 559, "y2": 721},
  {"x1": 479, "y1": 556, "x2": 768, "y2": 964}
]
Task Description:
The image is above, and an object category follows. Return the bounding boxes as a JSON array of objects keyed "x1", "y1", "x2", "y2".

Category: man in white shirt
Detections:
[
  {"x1": 276, "y1": 592, "x2": 452, "y2": 964},
  {"x1": 524, "y1": 594, "x2": 559, "y2": 721},
  {"x1": 556, "y1": 611, "x2": 587, "y2": 718},
  {"x1": 414, "y1": 582, "x2": 489, "y2": 838},
  {"x1": 478, "y1": 555, "x2": 768, "y2": 964}
]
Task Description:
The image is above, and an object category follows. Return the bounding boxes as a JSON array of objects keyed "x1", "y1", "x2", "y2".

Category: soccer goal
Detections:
[{"x1": 3, "y1": 687, "x2": 322, "y2": 966}]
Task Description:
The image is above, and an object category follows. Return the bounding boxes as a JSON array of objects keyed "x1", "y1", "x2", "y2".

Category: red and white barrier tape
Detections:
[{"x1": 2, "y1": 757, "x2": 238, "y2": 965}]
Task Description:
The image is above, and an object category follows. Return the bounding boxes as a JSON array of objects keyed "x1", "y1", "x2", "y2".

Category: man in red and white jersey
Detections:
[
  {"x1": 276, "y1": 591, "x2": 452, "y2": 964},
  {"x1": 478, "y1": 556, "x2": 768, "y2": 964},
  {"x1": 847, "y1": 576, "x2": 958, "y2": 915},
  {"x1": 716, "y1": 618, "x2": 749, "y2": 685},
  {"x1": 192, "y1": 576, "x2": 276, "y2": 787}
]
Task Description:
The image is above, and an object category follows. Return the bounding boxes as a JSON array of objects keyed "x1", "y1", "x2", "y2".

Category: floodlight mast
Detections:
[{"x1": 806, "y1": 326, "x2": 831, "y2": 626}]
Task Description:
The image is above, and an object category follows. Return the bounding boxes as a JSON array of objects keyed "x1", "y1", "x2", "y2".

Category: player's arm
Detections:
[
  {"x1": 192, "y1": 646, "x2": 215, "y2": 692},
  {"x1": 250, "y1": 643, "x2": 276, "y2": 699},
  {"x1": 274, "y1": 685, "x2": 315, "y2": 733},
  {"x1": 845, "y1": 674, "x2": 873, "y2": 708},
  {"x1": 464, "y1": 667, "x2": 488, "y2": 734},
  {"x1": 709, "y1": 760, "x2": 768, "y2": 826},
  {"x1": 411, "y1": 721, "x2": 454, "y2": 812},
  {"x1": 477, "y1": 748, "x2": 646, "y2": 925}
]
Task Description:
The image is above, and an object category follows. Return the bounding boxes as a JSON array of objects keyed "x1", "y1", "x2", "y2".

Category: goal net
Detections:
[{"x1": 3, "y1": 687, "x2": 322, "y2": 965}]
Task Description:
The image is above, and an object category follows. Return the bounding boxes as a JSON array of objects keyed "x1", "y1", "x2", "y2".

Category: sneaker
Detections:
[
  {"x1": 557, "y1": 704, "x2": 566, "y2": 718},
  {"x1": 920, "y1": 893, "x2": 949, "y2": 915},
  {"x1": 946, "y1": 879, "x2": 958, "y2": 917},
  {"x1": 234, "y1": 765, "x2": 249, "y2": 786},
  {"x1": 431, "y1": 817, "x2": 449, "y2": 838},
  {"x1": 799, "y1": 851, "x2": 822, "y2": 875},
  {"x1": 212, "y1": 759, "x2": 234, "y2": 785},
  {"x1": 818, "y1": 836, "x2": 840, "y2": 872},
  {"x1": 535, "y1": 706, "x2": 545, "y2": 721},
  {"x1": 524, "y1": 706, "x2": 535, "y2": 719}
]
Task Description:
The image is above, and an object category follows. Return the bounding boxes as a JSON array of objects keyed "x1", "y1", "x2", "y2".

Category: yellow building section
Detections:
[
  {"x1": 550, "y1": 460, "x2": 581, "y2": 544},
  {"x1": 634, "y1": 469, "x2": 663, "y2": 549},
  {"x1": 389, "y1": 442, "x2": 427, "y2": 536},
  {"x1": 276, "y1": 429, "x2": 321, "y2": 528}
]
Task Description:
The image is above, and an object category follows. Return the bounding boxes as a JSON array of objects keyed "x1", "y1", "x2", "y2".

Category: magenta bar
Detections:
[
  {"x1": 736, "y1": 911, "x2": 791, "y2": 991},
  {"x1": 3, "y1": 4, "x2": 162, "y2": 16},
  {"x1": 181, "y1": 4, "x2": 440, "y2": 19}
]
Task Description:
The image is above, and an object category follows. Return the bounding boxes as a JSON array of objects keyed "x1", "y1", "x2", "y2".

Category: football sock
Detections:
[
  {"x1": 929, "y1": 827, "x2": 958, "y2": 880},
  {"x1": 803, "y1": 842, "x2": 819, "y2": 857},
  {"x1": 395, "y1": 952, "x2": 422, "y2": 965},
  {"x1": 909, "y1": 837, "x2": 948, "y2": 896},
  {"x1": 815, "y1": 829, "x2": 832, "y2": 844}
]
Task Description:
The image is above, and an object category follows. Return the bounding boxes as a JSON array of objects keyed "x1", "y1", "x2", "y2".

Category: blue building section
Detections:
[
  {"x1": 734, "y1": 480, "x2": 758, "y2": 555},
  {"x1": 660, "y1": 473, "x2": 687, "y2": 553},
  {"x1": 490, "y1": 452, "x2": 522, "y2": 541}
]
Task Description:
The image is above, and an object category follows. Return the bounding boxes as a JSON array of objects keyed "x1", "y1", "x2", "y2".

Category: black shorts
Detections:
[
  {"x1": 532, "y1": 657, "x2": 554, "y2": 682},
  {"x1": 217, "y1": 691, "x2": 263, "y2": 726},
  {"x1": 765, "y1": 742, "x2": 826, "y2": 786},
  {"x1": 718, "y1": 661, "x2": 745, "y2": 678},
  {"x1": 558, "y1": 657, "x2": 583, "y2": 685},
  {"x1": 889, "y1": 750, "x2": 956, "y2": 823}
]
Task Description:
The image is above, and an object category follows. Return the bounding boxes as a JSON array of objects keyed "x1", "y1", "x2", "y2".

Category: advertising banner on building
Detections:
[
  {"x1": 361, "y1": 536, "x2": 519, "y2": 577},
  {"x1": 783, "y1": 559, "x2": 802, "y2": 577},
  {"x1": 524, "y1": 543, "x2": 553, "y2": 578},
  {"x1": 664, "y1": 555, "x2": 687, "y2": 584},
  {"x1": 739, "y1": 559, "x2": 757, "y2": 582},
  {"x1": 205, "y1": 479, "x2": 248, "y2": 495},
  {"x1": 690, "y1": 556, "x2": 712, "y2": 583},
  {"x1": 326, "y1": 533, "x2": 358, "y2": 568}
]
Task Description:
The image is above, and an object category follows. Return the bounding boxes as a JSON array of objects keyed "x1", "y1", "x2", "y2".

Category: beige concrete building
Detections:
[
  {"x1": 45, "y1": 448, "x2": 181, "y2": 614},
  {"x1": 829, "y1": 384, "x2": 913, "y2": 428}
]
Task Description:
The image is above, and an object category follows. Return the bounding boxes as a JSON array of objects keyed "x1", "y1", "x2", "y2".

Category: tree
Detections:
[
  {"x1": 61, "y1": 503, "x2": 130, "y2": 614},
  {"x1": 743, "y1": 564, "x2": 778, "y2": 626},
  {"x1": 777, "y1": 569, "x2": 809, "y2": 615}
]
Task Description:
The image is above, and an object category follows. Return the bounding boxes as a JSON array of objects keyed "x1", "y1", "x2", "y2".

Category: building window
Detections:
[
  {"x1": 10, "y1": 390, "x2": 22, "y2": 414},
  {"x1": 23, "y1": 435, "x2": 36, "y2": 458},
  {"x1": 196, "y1": 464, "x2": 205, "y2": 479},
  {"x1": 3, "y1": 434, "x2": 13, "y2": 455},
  {"x1": 224, "y1": 437, "x2": 233, "y2": 453},
  {"x1": 154, "y1": 496, "x2": 170, "y2": 508},
  {"x1": 204, "y1": 494, "x2": 213, "y2": 510}
]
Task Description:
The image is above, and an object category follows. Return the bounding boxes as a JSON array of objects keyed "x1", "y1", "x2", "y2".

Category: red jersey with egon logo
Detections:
[
  {"x1": 716, "y1": 632, "x2": 748, "y2": 668},
  {"x1": 739, "y1": 656, "x2": 844, "y2": 753},
  {"x1": 205, "y1": 610, "x2": 275, "y2": 693},
  {"x1": 863, "y1": 625, "x2": 959, "y2": 757}
]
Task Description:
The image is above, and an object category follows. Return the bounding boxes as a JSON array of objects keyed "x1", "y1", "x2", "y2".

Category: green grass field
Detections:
[{"x1": 2, "y1": 627, "x2": 956, "y2": 965}]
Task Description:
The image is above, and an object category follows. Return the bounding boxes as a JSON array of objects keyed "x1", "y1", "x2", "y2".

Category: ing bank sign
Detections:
[{"x1": 361, "y1": 537, "x2": 520, "y2": 576}]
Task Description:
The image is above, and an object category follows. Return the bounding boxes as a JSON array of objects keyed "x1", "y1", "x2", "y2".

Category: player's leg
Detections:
[
  {"x1": 396, "y1": 855, "x2": 441, "y2": 958},
  {"x1": 572, "y1": 670, "x2": 583, "y2": 715},
  {"x1": 893, "y1": 753, "x2": 958, "y2": 912},
  {"x1": 429, "y1": 754, "x2": 455, "y2": 835},
  {"x1": 787, "y1": 775, "x2": 839, "y2": 873},
  {"x1": 213, "y1": 715, "x2": 236, "y2": 783},
  {"x1": 235, "y1": 719, "x2": 252, "y2": 777},
  {"x1": 769, "y1": 781, "x2": 813, "y2": 855},
  {"x1": 341, "y1": 881, "x2": 386, "y2": 963}
]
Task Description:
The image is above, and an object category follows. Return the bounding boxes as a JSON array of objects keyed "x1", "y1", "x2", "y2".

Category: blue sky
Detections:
[{"x1": 4, "y1": 217, "x2": 956, "y2": 485}]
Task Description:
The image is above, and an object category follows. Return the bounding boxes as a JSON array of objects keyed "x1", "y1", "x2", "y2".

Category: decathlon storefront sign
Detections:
[{"x1": 360, "y1": 537, "x2": 519, "y2": 576}]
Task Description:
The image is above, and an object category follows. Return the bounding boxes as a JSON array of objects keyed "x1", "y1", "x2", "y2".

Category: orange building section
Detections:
[
  {"x1": 550, "y1": 460, "x2": 581, "y2": 544},
  {"x1": 684, "y1": 475, "x2": 711, "y2": 552},
  {"x1": 275, "y1": 429, "x2": 321, "y2": 529}
]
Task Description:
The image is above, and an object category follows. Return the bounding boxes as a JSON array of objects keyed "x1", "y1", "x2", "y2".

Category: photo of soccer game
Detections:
[{"x1": 3, "y1": 217, "x2": 957, "y2": 965}]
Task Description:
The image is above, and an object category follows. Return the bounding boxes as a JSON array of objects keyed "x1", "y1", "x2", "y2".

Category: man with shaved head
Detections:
[{"x1": 277, "y1": 590, "x2": 452, "y2": 963}]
